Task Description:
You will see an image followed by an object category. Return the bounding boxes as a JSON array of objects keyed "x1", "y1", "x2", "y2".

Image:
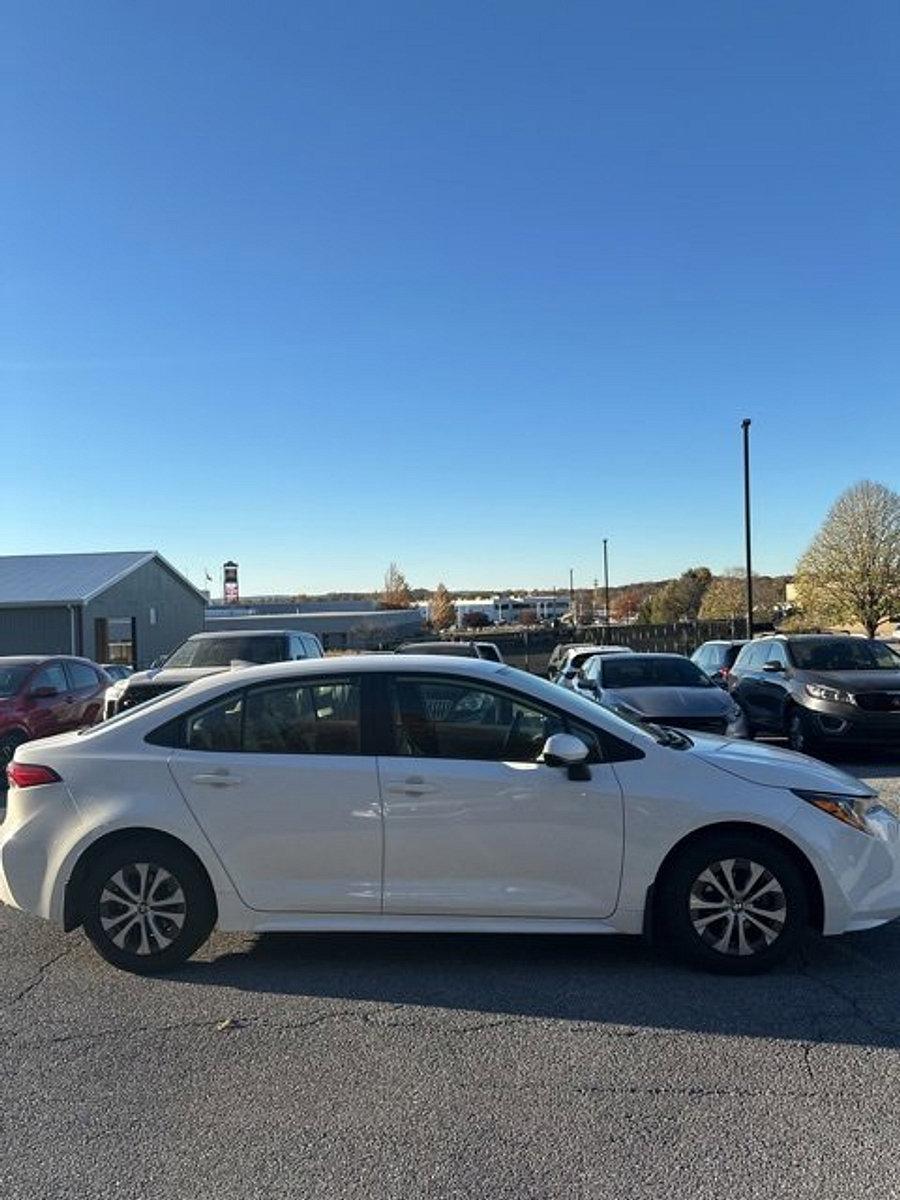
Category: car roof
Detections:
[
  {"x1": 597, "y1": 652, "x2": 689, "y2": 662},
  {"x1": 0, "y1": 654, "x2": 96, "y2": 666},
  {"x1": 186, "y1": 630, "x2": 296, "y2": 641},
  {"x1": 396, "y1": 641, "x2": 478, "y2": 654}
]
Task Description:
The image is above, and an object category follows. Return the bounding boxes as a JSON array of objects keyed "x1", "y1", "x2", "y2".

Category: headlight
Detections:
[
  {"x1": 792, "y1": 788, "x2": 898, "y2": 838},
  {"x1": 805, "y1": 683, "x2": 855, "y2": 705}
]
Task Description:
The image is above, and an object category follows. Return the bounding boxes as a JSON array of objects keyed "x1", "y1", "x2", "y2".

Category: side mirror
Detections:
[
  {"x1": 541, "y1": 733, "x2": 589, "y2": 767},
  {"x1": 30, "y1": 685, "x2": 60, "y2": 699},
  {"x1": 578, "y1": 678, "x2": 598, "y2": 692},
  {"x1": 762, "y1": 661, "x2": 785, "y2": 673}
]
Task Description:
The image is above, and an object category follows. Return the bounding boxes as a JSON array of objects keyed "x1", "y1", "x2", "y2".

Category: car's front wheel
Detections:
[
  {"x1": 79, "y1": 836, "x2": 216, "y2": 974},
  {"x1": 786, "y1": 706, "x2": 821, "y2": 756},
  {"x1": 656, "y1": 833, "x2": 809, "y2": 973}
]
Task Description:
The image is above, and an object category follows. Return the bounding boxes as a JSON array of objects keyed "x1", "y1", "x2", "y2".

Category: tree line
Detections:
[{"x1": 376, "y1": 480, "x2": 900, "y2": 638}]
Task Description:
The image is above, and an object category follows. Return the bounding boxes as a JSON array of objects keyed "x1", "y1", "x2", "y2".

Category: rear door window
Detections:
[
  {"x1": 30, "y1": 663, "x2": 70, "y2": 694},
  {"x1": 65, "y1": 661, "x2": 101, "y2": 691}
]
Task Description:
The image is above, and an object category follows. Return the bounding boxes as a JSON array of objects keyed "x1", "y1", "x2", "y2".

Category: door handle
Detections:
[
  {"x1": 386, "y1": 777, "x2": 438, "y2": 796},
  {"x1": 192, "y1": 772, "x2": 243, "y2": 787}
]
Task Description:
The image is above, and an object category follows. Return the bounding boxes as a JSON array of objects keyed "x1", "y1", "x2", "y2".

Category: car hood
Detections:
[
  {"x1": 801, "y1": 669, "x2": 900, "y2": 693},
  {"x1": 602, "y1": 686, "x2": 731, "y2": 717},
  {"x1": 689, "y1": 736, "x2": 874, "y2": 797},
  {"x1": 126, "y1": 666, "x2": 229, "y2": 687}
]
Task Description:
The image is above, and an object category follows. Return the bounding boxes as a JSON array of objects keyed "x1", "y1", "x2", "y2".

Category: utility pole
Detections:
[
  {"x1": 742, "y1": 419, "x2": 754, "y2": 639},
  {"x1": 603, "y1": 538, "x2": 610, "y2": 629},
  {"x1": 569, "y1": 568, "x2": 575, "y2": 625}
]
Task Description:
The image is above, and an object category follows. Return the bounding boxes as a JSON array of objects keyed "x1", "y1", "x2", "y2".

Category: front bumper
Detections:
[
  {"x1": 789, "y1": 799, "x2": 900, "y2": 934},
  {"x1": 804, "y1": 703, "x2": 900, "y2": 747}
]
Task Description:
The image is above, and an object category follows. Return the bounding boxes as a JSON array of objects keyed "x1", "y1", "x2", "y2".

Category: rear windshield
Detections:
[
  {"x1": 164, "y1": 636, "x2": 286, "y2": 668},
  {"x1": 602, "y1": 657, "x2": 713, "y2": 689},
  {"x1": 0, "y1": 665, "x2": 32, "y2": 698},
  {"x1": 789, "y1": 639, "x2": 898, "y2": 671}
]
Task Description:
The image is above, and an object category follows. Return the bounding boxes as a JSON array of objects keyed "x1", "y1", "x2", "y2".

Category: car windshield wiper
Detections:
[{"x1": 648, "y1": 724, "x2": 693, "y2": 749}]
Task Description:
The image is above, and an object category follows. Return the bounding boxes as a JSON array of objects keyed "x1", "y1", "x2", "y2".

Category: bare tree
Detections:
[
  {"x1": 380, "y1": 562, "x2": 413, "y2": 610},
  {"x1": 430, "y1": 582, "x2": 455, "y2": 630},
  {"x1": 794, "y1": 480, "x2": 900, "y2": 637}
]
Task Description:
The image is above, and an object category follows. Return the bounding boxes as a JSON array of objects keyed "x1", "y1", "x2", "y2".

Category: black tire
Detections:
[
  {"x1": 0, "y1": 730, "x2": 28, "y2": 771},
  {"x1": 656, "y1": 832, "x2": 809, "y2": 974},
  {"x1": 79, "y1": 836, "x2": 216, "y2": 974},
  {"x1": 785, "y1": 705, "x2": 821, "y2": 756}
]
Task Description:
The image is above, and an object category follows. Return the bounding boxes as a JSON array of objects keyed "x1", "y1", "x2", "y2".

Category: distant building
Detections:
[
  {"x1": 0, "y1": 551, "x2": 207, "y2": 667},
  {"x1": 449, "y1": 594, "x2": 571, "y2": 626}
]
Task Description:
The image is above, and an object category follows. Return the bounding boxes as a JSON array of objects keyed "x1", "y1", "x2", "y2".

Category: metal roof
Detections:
[{"x1": 0, "y1": 551, "x2": 204, "y2": 606}]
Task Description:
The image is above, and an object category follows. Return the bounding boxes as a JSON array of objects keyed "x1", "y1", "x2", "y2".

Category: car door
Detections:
[
  {"x1": 378, "y1": 673, "x2": 624, "y2": 919},
  {"x1": 25, "y1": 661, "x2": 77, "y2": 737},
  {"x1": 63, "y1": 660, "x2": 105, "y2": 727},
  {"x1": 166, "y1": 675, "x2": 383, "y2": 912},
  {"x1": 752, "y1": 640, "x2": 791, "y2": 730},
  {"x1": 730, "y1": 643, "x2": 767, "y2": 726}
]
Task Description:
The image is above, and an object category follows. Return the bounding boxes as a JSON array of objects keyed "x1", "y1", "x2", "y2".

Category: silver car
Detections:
[{"x1": 575, "y1": 652, "x2": 747, "y2": 737}]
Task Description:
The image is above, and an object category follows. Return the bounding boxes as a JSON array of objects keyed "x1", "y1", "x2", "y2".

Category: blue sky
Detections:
[{"x1": 4, "y1": 2, "x2": 897, "y2": 595}]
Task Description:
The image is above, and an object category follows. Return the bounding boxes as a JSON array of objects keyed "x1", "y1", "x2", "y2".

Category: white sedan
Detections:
[{"x1": 2, "y1": 656, "x2": 899, "y2": 975}]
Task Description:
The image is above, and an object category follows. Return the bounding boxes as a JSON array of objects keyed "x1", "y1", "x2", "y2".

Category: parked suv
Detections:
[
  {"x1": 105, "y1": 630, "x2": 323, "y2": 717},
  {"x1": 395, "y1": 641, "x2": 504, "y2": 662},
  {"x1": 728, "y1": 634, "x2": 900, "y2": 753},
  {"x1": 0, "y1": 656, "x2": 109, "y2": 766},
  {"x1": 691, "y1": 640, "x2": 748, "y2": 688}
]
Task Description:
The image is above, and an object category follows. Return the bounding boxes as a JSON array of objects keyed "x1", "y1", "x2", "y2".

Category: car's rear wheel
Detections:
[
  {"x1": 657, "y1": 833, "x2": 809, "y2": 973},
  {"x1": 80, "y1": 837, "x2": 216, "y2": 974},
  {"x1": 0, "y1": 730, "x2": 28, "y2": 771}
]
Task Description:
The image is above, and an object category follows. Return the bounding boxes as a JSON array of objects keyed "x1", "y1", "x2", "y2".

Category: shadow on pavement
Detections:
[{"x1": 168, "y1": 919, "x2": 900, "y2": 1050}]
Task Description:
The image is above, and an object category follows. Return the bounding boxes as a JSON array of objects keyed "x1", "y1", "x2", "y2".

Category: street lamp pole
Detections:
[
  {"x1": 603, "y1": 538, "x2": 610, "y2": 628},
  {"x1": 569, "y1": 567, "x2": 575, "y2": 625},
  {"x1": 742, "y1": 419, "x2": 754, "y2": 639}
]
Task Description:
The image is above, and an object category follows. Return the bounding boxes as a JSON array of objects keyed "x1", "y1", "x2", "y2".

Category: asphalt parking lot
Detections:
[{"x1": 1, "y1": 759, "x2": 899, "y2": 1200}]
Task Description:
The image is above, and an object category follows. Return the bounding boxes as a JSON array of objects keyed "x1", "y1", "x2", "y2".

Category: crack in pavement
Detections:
[
  {"x1": 578, "y1": 1083, "x2": 849, "y2": 1100},
  {"x1": 0, "y1": 944, "x2": 78, "y2": 1011}
]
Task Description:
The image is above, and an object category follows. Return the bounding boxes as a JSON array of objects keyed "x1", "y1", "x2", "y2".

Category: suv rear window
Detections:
[{"x1": 163, "y1": 636, "x2": 287, "y2": 668}]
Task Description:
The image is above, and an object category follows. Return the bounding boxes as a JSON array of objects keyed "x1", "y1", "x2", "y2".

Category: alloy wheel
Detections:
[
  {"x1": 688, "y1": 857, "x2": 788, "y2": 957},
  {"x1": 98, "y1": 862, "x2": 187, "y2": 956}
]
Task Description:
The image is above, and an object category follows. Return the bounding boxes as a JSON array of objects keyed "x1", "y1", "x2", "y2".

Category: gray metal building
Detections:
[{"x1": 0, "y1": 552, "x2": 207, "y2": 668}]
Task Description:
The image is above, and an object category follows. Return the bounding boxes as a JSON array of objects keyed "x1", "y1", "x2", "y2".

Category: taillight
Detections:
[{"x1": 6, "y1": 763, "x2": 61, "y2": 789}]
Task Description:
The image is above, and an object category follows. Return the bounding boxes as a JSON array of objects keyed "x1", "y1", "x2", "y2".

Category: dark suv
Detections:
[
  {"x1": 691, "y1": 640, "x2": 748, "y2": 688},
  {"x1": 728, "y1": 634, "x2": 900, "y2": 753}
]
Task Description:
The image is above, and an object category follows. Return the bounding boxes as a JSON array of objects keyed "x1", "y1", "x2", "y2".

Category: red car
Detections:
[{"x1": 0, "y1": 656, "x2": 110, "y2": 768}]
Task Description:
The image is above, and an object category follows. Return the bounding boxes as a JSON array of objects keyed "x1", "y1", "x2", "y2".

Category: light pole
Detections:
[
  {"x1": 569, "y1": 567, "x2": 575, "y2": 625},
  {"x1": 742, "y1": 419, "x2": 754, "y2": 638},
  {"x1": 603, "y1": 538, "x2": 610, "y2": 629}
]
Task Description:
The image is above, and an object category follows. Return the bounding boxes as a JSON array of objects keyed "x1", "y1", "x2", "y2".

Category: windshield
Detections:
[
  {"x1": 0, "y1": 665, "x2": 32, "y2": 698},
  {"x1": 164, "y1": 636, "x2": 286, "y2": 668},
  {"x1": 602, "y1": 656, "x2": 712, "y2": 689},
  {"x1": 789, "y1": 639, "x2": 899, "y2": 671}
]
